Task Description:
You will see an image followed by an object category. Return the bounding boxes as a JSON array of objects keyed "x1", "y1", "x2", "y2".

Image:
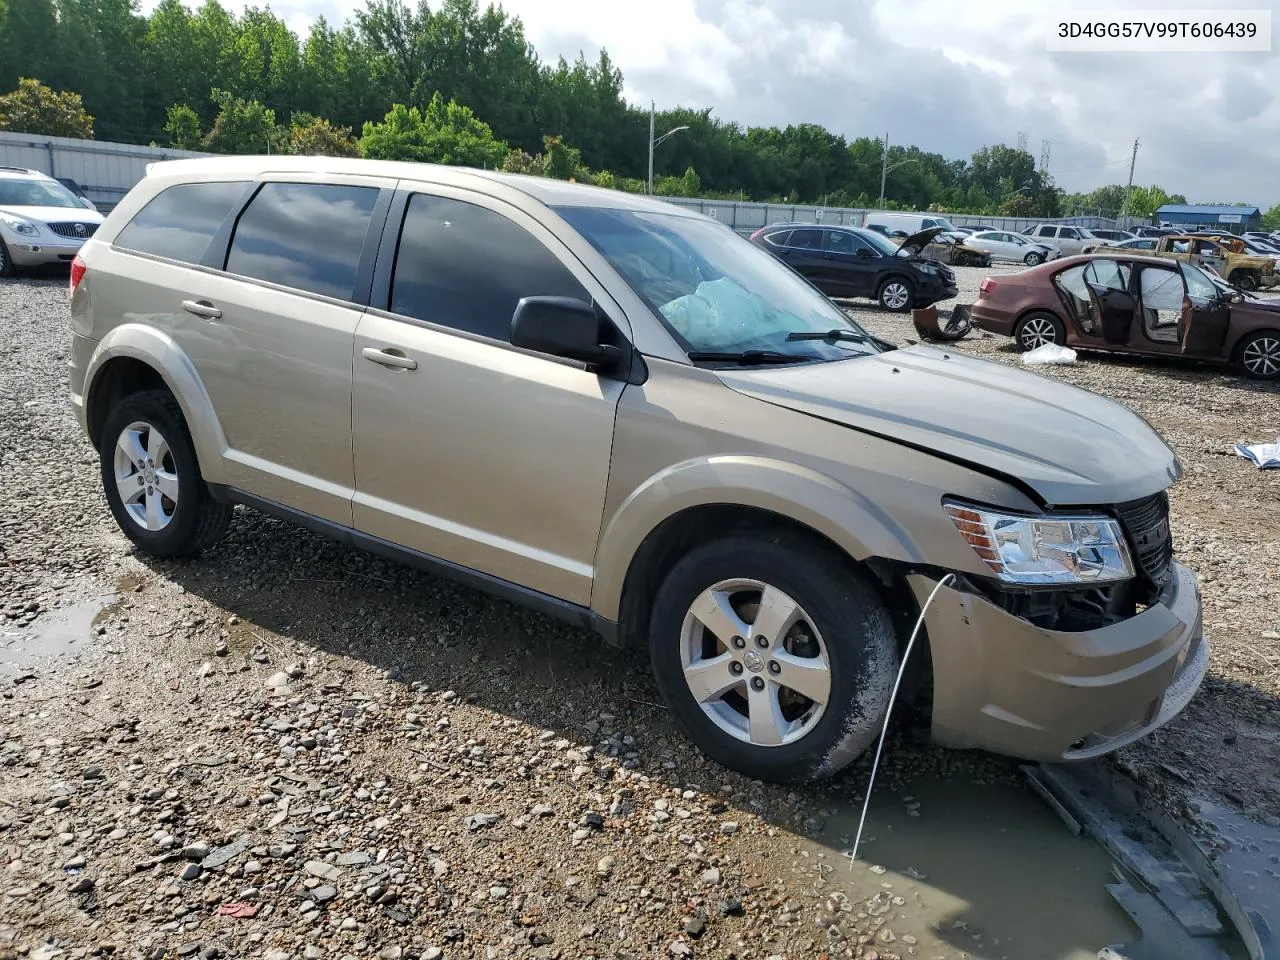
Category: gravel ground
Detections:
[{"x1": 1, "y1": 264, "x2": 1278, "y2": 959}]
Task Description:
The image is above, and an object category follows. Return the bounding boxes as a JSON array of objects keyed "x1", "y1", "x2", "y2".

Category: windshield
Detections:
[
  {"x1": 860, "y1": 229, "x2": 901, "y2": 257},
  {"x1": 556, "y1": 206, "x2": 879, "y2": 363},
  {"x1": 930, "y1": 217, "x2": 956, "y2": 231},
  {"x1": 0, "y1": 177, "x2": 85, "y2": 209}
]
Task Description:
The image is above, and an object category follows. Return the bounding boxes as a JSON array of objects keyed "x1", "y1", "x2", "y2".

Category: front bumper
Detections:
[
  {"x1": 916, "y1": 276, "x2": 958, "y2": 305},
  {"x1": 3, "y1": 233, "x2": 86, "y2": 266},
  {"x1": 911, "y1": 561, "x2": 1207, "y2": 761}
]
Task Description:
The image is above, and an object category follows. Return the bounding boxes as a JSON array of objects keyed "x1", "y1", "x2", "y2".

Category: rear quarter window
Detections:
[{"x1": 114, "y1": 181, "x2": 250, "y2": 265}]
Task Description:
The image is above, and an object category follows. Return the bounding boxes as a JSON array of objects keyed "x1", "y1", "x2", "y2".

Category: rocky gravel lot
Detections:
[{"x1": 1, "y1": 264, "x2": 1278, "y2": 960}]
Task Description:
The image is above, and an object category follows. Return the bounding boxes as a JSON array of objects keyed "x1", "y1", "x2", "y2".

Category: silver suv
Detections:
[
  {"x1": 0, "y1": 166, "x2": 103, "y2": 275},
  {"x1": 67, "y1": 156, "x2": 1208, "y2": 783}
]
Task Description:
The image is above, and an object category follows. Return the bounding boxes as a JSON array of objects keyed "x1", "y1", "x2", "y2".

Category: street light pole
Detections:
[
  {"x1": 878, "y1": 131, "x2": 888, "y2": 207},
  {"x1": 648, "y1": 100, "x2": 655, "y2": 195}
]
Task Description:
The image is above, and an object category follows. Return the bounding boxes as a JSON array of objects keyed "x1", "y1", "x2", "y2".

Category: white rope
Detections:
[{"x1": 851, "y1": 573, "x2": 957, "y2": 863}]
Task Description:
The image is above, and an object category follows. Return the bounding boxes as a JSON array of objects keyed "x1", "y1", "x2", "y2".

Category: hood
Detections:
[
  {"x1": 0, "y1": 204, "x2": 103, "y2": 224},
  {"x1": 716, "y1": 345, "x2": 1181, "y2": 507},
  {"x1": 895, "y1": 226, "x2": 947, "y2": 258}
]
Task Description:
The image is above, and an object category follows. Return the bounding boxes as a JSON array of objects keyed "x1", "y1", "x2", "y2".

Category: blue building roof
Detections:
[{"x1": 1155, "y1": 203, "x2": 1260, "y2": 216}]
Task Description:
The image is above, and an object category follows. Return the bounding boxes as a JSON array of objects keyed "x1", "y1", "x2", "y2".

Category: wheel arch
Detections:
[
  {"x1": 84, "y1": 324, "x2": 228, "y2": 479},
  {"x1": 592, "y1": 456, "x2": 926, "y2": 647}
]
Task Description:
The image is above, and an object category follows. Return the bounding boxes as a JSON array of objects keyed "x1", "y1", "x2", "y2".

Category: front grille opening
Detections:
[
  {"x1": 46, "y1": 222, "x2": 98, "y2": 240},
  {"x1": 1115, "y1": 491, "x2": 1174, "y2": 589}
]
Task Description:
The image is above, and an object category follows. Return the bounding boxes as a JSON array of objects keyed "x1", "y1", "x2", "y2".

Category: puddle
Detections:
[
  {"x1": 0, "y1": 595, "x2": 116, "y2": 678},
  {"x1": 797, "y1": 776, "x2": 1139, "y2": 959}
]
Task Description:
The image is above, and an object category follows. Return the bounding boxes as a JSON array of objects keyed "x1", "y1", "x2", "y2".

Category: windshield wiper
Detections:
[
  {"x1": 785, "y1": 329, "x2": 870, "y2": 344},
  {"x1": 686, "y1": 350, "x2": 813, "y2": 365}
]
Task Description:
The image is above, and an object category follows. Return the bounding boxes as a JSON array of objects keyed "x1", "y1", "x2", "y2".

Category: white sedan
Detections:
[{"x1": 963, "y1": 230, "x2": 1061, "y2": 265}]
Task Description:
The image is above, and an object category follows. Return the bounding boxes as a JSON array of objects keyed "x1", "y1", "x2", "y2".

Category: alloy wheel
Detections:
[
  {"x1": 679, "y1": 579, "x2": 831, "y2": 747},
  {"x1": 881, "y1": 282, "x2": 910, "y2": 311},
  {"x1": 1242, "y1": 335, "x2": 1280, "y2": 377},
  {"x1": 113, "y1": 421, "x2": 180, "y2": 531},
  {"x1": 1020, "y1": 316, "x2": 1059, "y2": 350}
]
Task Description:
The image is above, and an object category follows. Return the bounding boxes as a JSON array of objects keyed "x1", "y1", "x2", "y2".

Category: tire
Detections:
[
  {"x1": 1230, "y1": 270, "x2": 1259, "y2": 292},
  {"x1": 648, "y1": 533, "x2": 898, "y2": 783},
  {"x1": 877, "y1": 277, "x2": 913, "y2": 312},
  {"x1": 99, "y1": 388, "x2": 232, "y2": 557},
  {"x1": 1235, "y1": 330, "x2": 1280, "y2": 380},
  {"x1": 1023, "y1": 251, "x2": 1045, "y2": 266},
  {"x1": 1014, "y1": 312, "x2": 1066, "y2": 352},
  {"x1": 0, "y1": 237, "x2": 15, "y2": 278}
]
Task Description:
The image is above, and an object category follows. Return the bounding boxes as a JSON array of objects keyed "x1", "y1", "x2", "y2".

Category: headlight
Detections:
[
  {"x1": 917, "y1": 262, "x2": 939, "y2": 275},
  {"x1": 0, "y1": 214, "x2": 38, "y2": 236},
  {"x1": 944, "y1": 500, "x2": 1135, "y2": 585}
]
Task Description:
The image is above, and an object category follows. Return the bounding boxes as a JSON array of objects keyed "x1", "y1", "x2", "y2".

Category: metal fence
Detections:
[{"x1": 1, "y1": 132, "x2": 1139, "y2": 235}]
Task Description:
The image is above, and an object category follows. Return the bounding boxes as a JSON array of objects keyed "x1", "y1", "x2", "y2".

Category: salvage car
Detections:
[
  {"x1": 69, "y1": 156, "x2": 1208, "y2": 783},
  {"x1": 970, "y1": 253, "x2": 1280, "y2": 379},
  {"x1": 915, "y1": 230, "x2": 993, "y2": 267},
  {"x1": 963, "y1": 229, "x2": 1060, "y2": 264},
  {"x1": 1151, "y1": 234, "x2": 1276, "y2": 291},
  {"x1": 749, "y1": 223, "x2": 958, "y2": 311}
]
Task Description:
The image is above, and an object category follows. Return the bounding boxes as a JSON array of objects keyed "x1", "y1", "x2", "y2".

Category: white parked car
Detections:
[
  {"x1": 0, "y1": 167, "x2": 104, "y2": 277},
  {"x1": 1024, "y1": 223, "x2": 1107, "y2": 256},
  {"x1": 963, "y1": 230, "x2": 1061, "y2": 265}
]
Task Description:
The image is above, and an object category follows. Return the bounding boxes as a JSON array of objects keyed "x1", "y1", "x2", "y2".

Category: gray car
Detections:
[{"x1": 66, "y1": 155, "x2": 1208, "y2": 782}]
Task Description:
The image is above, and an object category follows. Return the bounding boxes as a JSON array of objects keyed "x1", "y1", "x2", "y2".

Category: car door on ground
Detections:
[
  {"x1": 822, "y1": 228, "x2": 879, "y2": 297},
  {"x1": 349, "y1": 188, "x2": 625, "y2": 605},
  {"x1": 113, "y1": 176, "x2": 392, "y2": 526}
]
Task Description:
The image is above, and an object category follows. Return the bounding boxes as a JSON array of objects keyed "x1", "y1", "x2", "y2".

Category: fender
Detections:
[
  {"x1": 590, "y1": 454, "x2": 926, "y2": 622},
  {"x1": 84, "y1": 323, "x2": 229, "y2": 483}
]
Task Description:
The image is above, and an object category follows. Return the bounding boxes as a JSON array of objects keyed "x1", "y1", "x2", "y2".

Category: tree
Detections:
[
  {"x1": 202, "y1": 87, "x2": 282, "y2": 154},
  {"x1": 163, "y1": 104, "x2": 202, "y2": 148},
  {"x1": 540, "y1": 134, "x2": 580, "y2": 179},
  {"x1": 500, "y1": 148, "x2": 539, "y2": 174},
  {"x1": 288, "y1": 111, "x2": 360, "y2": 156},
  {"x1": 359, "y1": 94, "x2": 506, "y2": 167},
  {"x1": 1262, "y1": 204, "x2": 1280, "y2": 231},
  {"x1": 0, "y1": 77, "x2": 94, "y2": 137}
]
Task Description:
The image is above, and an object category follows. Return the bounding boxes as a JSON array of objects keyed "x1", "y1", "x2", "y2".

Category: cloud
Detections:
[{"x1": 140, "y1": 0, "x2": 1280, "y2": 207}]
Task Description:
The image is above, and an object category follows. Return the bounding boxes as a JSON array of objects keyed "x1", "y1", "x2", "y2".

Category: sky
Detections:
[{"x1": 144, "y1": 0, "x2": 1280, "y2": 208}]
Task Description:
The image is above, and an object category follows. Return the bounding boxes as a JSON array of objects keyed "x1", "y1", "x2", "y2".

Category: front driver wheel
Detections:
[
  {"x1": 877, "y1": 278, "x2": 913, "y2": 312},
  {"x1": 1024, "y1": 251, "x2": 1045, "y2": 266},
  {"x1": 99, "y1": 389, "x2": 233, "y2": 557},
  {"x1": 0, "y1": 238, "x2": 15, "y2": 278},
  {"x1": 1236, "y1": 331, "x2": 1280, "y2": 380},
  {"x1": 648, "y1": 533, "x2": 898, "y2": 783},
  {"x1": 1014, "y1": 312, "x2": 1065, "y2": 352}
]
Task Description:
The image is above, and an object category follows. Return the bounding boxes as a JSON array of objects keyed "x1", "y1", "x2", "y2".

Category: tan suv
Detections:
[{"x1": 67, "y1": 156, "x2": 1209, "y2": 783}]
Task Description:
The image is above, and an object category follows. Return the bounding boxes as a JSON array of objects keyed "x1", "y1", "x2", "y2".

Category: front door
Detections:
[
  {"x1": 1177, "y1": 262, "x2": 1232, "y2": 356},
  {"x1": 822, "y1": 229, "x2": 877, "y2": 297},
  {"x1": 350, "y1": 188, "x2": 625, "y2": 606}
]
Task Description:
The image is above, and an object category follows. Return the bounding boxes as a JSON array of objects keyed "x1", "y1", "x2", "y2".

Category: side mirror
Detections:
[
  {"x1": 510, "y1": 296, "x2": 621, "y2": 371},
  {"x1": 856, "y1": 247, "x2": 874, "y2": 258},
  {"x1": 80, "y1": 196, "x2": 96, "y2": 210}
]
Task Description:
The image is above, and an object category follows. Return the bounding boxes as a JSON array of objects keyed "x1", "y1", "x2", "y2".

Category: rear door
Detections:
[
  {"x1": 1178, "y1": 262, "x2": 1232, "y2": 356},
  {"x1": 1082, "y1": 259, "x2": 1135, "y2": 344},
  {"x1": 780, "y1": 227, "x2": 829, "y2": 289}
]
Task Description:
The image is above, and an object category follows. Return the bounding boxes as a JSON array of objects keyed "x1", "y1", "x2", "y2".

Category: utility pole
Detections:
[
  {"x1": 647, "y1": 101, "x2": 655, "y2": 195},
  {"x1": 1120, "y1": 138, "x2": 1139, "y2": 224},
  {"x1": 878, "y1": 131, "x2": 888, "y2": 207}
]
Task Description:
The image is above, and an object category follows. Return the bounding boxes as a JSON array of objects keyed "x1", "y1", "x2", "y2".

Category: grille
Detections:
[
  {"x1": 46, "y1": 221, "x2": 97, "y2": 239},
  {"x1": 1115, "y1": 491, "x2": 1174, "y2": 587}
]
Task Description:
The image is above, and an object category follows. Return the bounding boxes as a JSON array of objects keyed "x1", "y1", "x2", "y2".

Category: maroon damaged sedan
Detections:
[{"x1": 970, "y1": 254, "x2": 1280, "y2": 380}]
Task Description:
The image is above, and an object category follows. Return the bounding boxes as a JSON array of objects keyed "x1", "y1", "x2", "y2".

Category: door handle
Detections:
[
  {"x1": 182, "y1": 299, "x2": 221, "y2": 320},
  {"x1": 362, "y1": 347, "x2": 418, "y2": 370}
]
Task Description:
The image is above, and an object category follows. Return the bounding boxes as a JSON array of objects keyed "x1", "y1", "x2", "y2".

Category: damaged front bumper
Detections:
[{"x1": 910, "y1": 562, "x2": 1208, "y2": 762}]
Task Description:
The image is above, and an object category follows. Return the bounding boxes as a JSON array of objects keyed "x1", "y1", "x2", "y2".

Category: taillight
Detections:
[
  {"x1": 69, "y1": 254, "x2": 86, "y2": 297},
  {"x1": 979, "y1": 278, "x2": 997, "y2": 298}
]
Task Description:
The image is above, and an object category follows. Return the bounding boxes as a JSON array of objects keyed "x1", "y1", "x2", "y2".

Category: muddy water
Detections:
[
  {"x1": 794, "y1": 776, "x2": 1138, "y2": 959},
  {"x1": 0, "y1": 595, "x2": 115, "y2": 678}
]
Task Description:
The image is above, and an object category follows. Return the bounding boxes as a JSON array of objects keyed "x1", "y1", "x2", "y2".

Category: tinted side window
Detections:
[
  {"x1": 115, "y1": 181, "x2": 249, "y2": 265},
  {"x1": 825, "y1": 230, "x2": 858, "y2": 255},
  {"x1": 224, "y1": 182, "x2": 379, "y2": 301},
  {"x1": 389, "y1": 194, "x2": 587, "y2": 342},
  {"x1": 788, "y1": 228, "x2": 822, "y2": 249}
]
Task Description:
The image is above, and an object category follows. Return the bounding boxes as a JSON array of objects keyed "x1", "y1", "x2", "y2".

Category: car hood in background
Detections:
[
  {"x1": 0, "y1": 204, "x2": 104, "y2": 224},
  {"x1": 895, "y1": 226, "x2": 948, "y2": 258},
  {"x1": 717, "y1": 345, "x2": 1181, "y2": 507}
]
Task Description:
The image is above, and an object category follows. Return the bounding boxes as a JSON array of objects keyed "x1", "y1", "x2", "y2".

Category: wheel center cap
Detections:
[
  {"x1": 143, "y1": 467, "x2": 156, "y2": 484},
  {"x1": 743, "y1": 650, "x2": 765, "y2": 674}
]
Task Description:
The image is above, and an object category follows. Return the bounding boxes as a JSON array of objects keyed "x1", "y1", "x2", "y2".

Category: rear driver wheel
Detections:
[
  {"x1": 1014, "y1": 312, "x2": 1066, "y2": 352},
  {"x1": 648, "y1": 534, "x2": 898, "y2": 783}
]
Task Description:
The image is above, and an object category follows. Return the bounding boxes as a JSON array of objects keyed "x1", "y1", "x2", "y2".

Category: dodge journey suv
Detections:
[{"x1": 68, "y1": 156, "x2": 1208, "y2": 783}]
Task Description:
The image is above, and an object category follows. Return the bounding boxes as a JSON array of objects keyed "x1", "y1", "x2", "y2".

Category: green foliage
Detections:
[
  {"x1": 1261, "y1": 204, "x2": 1280, "y2": 231},
  {"x1": 0, "y1": 77, "x2": 93, "y2": 137},
  {"x1": 359, "y1": 94, "x2": 506, "y2": 167},
  {"x1": 163, "y1": 103, "x2": 202, "y2": 149},
  {"x1": 289, "y1": 111, "x2": 360, "y2": 156},
  {"x1": 203, "y1": 87, "x2": 283, "y2": 154},
  {"x1": 540, "y1": 134, "x2": 580, "y2": 179},
  {"x1": 500, "y1": 148, "x2": 539, "y2": 174}
]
